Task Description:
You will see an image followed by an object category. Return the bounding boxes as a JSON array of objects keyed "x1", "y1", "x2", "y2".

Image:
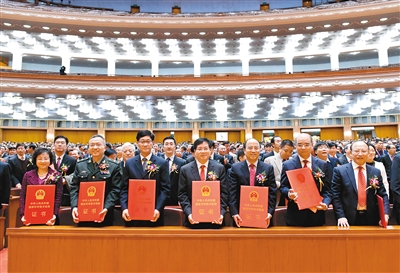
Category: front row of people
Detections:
[{"x1": 18, "y1": 131, "x2": 393, "y2": 228}]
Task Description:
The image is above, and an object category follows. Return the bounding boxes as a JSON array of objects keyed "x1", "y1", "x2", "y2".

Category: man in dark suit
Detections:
[
  {"x1": 53, "y1": 135, "x2": 77, "y2": 206},
  {"x1": 163, "y1": 136, "x2": 186, "y2": 206},
  {"x1": 381, "y1": 144, "x2": 396, "y2": 180},
  {"x1": 9, "y1": 143, "x2": 31, "y2": 188},
  {"x1": 0, "y1": 161, "x2": 11, "y2": 210},
  {"x1": 70, "y1": 134, "x2": 122, "y2": 226},
  {"x1": 178, "y1": 138, "x2": 228, "y2": 228},
  {"x1": 120, "y1": 130, "x2": 170, "y2": 227},
  {"x1": 314, "y1": 141, "x2": 339, "y2": 185},
  {"x1": 332, "y1": 141, "x2": 390, "y2": 227},
  {"x1": 260, "y1": 136, "x2": 281, "y2": 161},
  {"x1": 391, "y1": 153, "x2": 400, "y2": 224},
  {"x1": 338, "y1": 143, "x2": 352, "y2": 165},
  {"x1": 229, "y1": 138, "x2": 277, "y2": 227},
  {"x1": 280, "y1": 133, "x2": 331, "y2": 226}
]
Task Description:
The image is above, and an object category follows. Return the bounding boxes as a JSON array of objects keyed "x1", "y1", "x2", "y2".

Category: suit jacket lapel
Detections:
[
  {"x1": 294, "y1": 155, "x2": 302, "y2": 169},
  {"x1": 190, "y1": 162, "x2": 201, "y2": 181},
  {"x1": 240, "y1": 161, "x2": 250, "y2": 185},
  {"x1": 345, "y1": 164, "x2": 358, "y2": 193},
  {"x1": 133, "y1": 156, "x2": 147, "y2": 178}
]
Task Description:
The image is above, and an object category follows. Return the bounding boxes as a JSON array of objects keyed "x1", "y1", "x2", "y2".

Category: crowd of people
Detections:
[{"x1": 0, "y1": 133, "x2": 399, "y2": 228}]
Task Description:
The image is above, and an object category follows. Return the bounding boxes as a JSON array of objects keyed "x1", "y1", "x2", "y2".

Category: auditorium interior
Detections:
[{"x1": 1, "y1": 0, "x2": 400, "y2": 272}]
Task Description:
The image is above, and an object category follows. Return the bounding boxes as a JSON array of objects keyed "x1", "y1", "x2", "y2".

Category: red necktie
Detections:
[
  {"x1": 200, "y1": 165, "x2": 206, "y2": 181},
  {"x1": 249, "y1": 164, "x2": 256, "y2": 186},
  {"x1": 357, "y1": 166, "x2": 367, "y2": 209},
  {"x1": 56, "y1": 157, "x2": 61, "y2": 169},
  {"x1": 303, "y1": 160, "x2": 308, "y2": 169}
]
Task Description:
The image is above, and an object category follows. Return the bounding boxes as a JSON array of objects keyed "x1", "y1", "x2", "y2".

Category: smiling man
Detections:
[{"x1": 70, "y1": 134, "x2": 122, "y2": 227}]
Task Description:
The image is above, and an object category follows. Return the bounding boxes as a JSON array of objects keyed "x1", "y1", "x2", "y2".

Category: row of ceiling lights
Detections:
[{"x1": 2, "y1": 18, "x2": 388, "y2": 36}]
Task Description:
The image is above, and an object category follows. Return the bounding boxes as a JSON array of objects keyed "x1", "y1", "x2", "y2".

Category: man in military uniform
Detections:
[{"x1": 70, "y1": 134, "x2": 122, "y2": 226}]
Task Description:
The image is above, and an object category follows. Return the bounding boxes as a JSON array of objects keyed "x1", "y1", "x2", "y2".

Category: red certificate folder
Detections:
[
  {"x1": 128, "y1": 179, "x2": 156, "y2": 220},
  {"x1": 78, "y1": 181, "x2": 105, "y2": 222},
  {"x1": 192, "y1": 181, "x2": 220, "y2": 223},
  {"x1": 376, "y1": 195, "x2": 387, "y2": 228},
  {"x1": 239, "y1": 186, "x2": 269, "y2": 229},
  {"x1": 286, "y1": 168, "x2": 322, "y2": 210},
  {"x1": 24, "y1": 185, "x2": 55, "y2": 225}
]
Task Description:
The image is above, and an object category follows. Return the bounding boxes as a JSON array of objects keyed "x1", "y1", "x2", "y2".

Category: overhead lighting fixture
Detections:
[
  {"x1": 271, "y1": 29, "x2": 278, "y2": 32},
  {"x1": 130, "y1": 31, "x2": 137, "y2": 35},
  {"x1": 322, "y1": 94, "x2": 332, "y2": 97},
  {"x1": 36, "y1": 96, "x2": 45, "y2": 100},
  {"x1": 217, "y1": 31, "x2": 224, "y2": 35},
  {"x1": 288, "y1": 27, "x2": 295, "y2": 31},
  {"x1": 199, "y1": 32, "x2": 206, "y2": 35},
  {"x1": 324, "y1": 24, "x2": 331, "y2": 28},
  {"x1": 280, "y1": 96, "x2": 289, "y2": 99},
  {"x1": 253, "y1": 30, "x2": 260, "y2": 33},
  {"x1": 3, "y1": 22, "x2": 12, "y2": 26},
  {"x1": 23, "y1": 25, "x2": 31, "y2": 28},
  {"x1": 344, "y1": 93, "x2": 353, "y2": 96},
  {"x1": 387, "y1": 90, "x2": 396, "y2": 93},
  {"x1": 237, "y1": 97, "x2": 245, "y2": 100},
  {"x1": 380, "y1": 17, "x2": 388, "y2": 21},
  {"x1": 164, "y1": 32, "x2": 171, "y2": 35},
  {"x1": 79, "y1": 29, "x2": 86, "y2": 33},
  {"x1": 342, "y1": 22, "x2": 350, "y2": 26},
  {"x1": 181, "y1": 32, "x2": 188, "y2": 35},
  {"x1": 113, "y1": 31, "x2": 121, "y2": 34},
  {"x1": 61, "y1": 28, "x2": 68, "y2": 31},
  {"x1": 361, "y1": 20, "x2": 368, "y2": 24},
  {"x1": 306, "y1": 26, "x2": 313, "y2": 30},
  {"x1": 147, "y1": 32, "x2": 154, "y2": 35},
  {"x1": 349, "y1": 51, "x2": 360, "y2": 55},
  {"x1": 301, "y1": 128, "x2": 321, "y2": 133},
  {"x1": 351, "y1": 126, "x2": 374, "y2": 131},
  {"x1": 235, "y1": 31, "x2": 242, "y2": 34},
  {"x1": 42, "y1": 26, "x2": 50, "y2": 30},
  {"x1": 96, "y1": 30, "x2": 103, "y2": 34}
]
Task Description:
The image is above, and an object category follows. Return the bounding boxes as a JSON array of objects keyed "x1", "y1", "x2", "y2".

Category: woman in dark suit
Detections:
[{"x1": 20, "y1": 148, "x2": 63, "y2": 226}]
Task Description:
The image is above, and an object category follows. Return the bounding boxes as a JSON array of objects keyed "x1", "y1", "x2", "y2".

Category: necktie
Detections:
[
  {"x1": 200, "y1": 165, "x2": 206, "y2": 181},
  {"x1": 167, "y1": 157, "x2": 171, "y2": 172},
  {"x1": 357, "y1": 166, "x2": 367, "y2": 209},
  {"x1": 142, "y1": 158, "x2": 148, "y2": 172},
  {"x1": 249, "y1": 164, "x2": 256, "y2": 186},
  {"x1": 391, "y1": 155, "x2": 394, "y2": 161},
  {"x1": 303, "y1": 160, "x2": 309, "y2": 169},
  {"x1": 56, "y1": 157, "x2": 61, "y2": 169}
]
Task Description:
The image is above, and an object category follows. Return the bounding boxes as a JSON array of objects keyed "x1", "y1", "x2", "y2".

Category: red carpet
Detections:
[{"x1": 0, "y1": 248, "x2": 7, "y2": 273}]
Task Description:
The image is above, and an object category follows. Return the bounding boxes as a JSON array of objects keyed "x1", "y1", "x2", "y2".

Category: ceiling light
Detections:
[
  {"x1": 3, "y1": 23, "x2": 12, "y2": 26},
  {"x1": 199, "y1": 32, "x2": 206, "y2": 35},
  {"x1": 271, "y1": 29, "x2": 278, "y2": 32},
  {"x1": 235, "y1": 31, "x2": 242, "y2": 34},
  {"x1": 79, "y1": 29, "x2": 86, "y2": 33},
  {"x1": 306, "y1": 26, "x2": 313, "y2": 30},
  {"x1": 36, "y1": 96, "x2": 45, "y2": 99},
  {"x1": 41, "y1": 56, "x2": 51, "y2": 59},
  {"x1": 217, "y1": 31, "x2": 224, "y2": 35},
  {"x1": 147, "y1": 32, "x2": 154, "y2": 35},
  {"x1": 280, "y1": 96, "x2": 289, "y2": 99},
  {"x1": 322, "y1": 94, "x2": 332, "y2": 97},
  {"x1": 324, "y1": 24, "x2": 331, "y2": 28},
  {"x1": 361, "y1": 20, "x2": 368, "y2": 24},
  {"x1": 61, "y1": 28, "x2": 68, "y2": 31},
  {"x1": 181, "y1": 32, "x2": 188, "y2": 35},
  {"x1": 164, "y1": 32, "x2": 171, "y2": 35},
  {"x1": 344, "y1": 93, "x2": 353, "y2": 96},
  {"x1": 96, "y1": 30, "x2": 103, "y2": 34},
  {"x1": 42, "y1": 26, "x2": 50, "y2": 30},
  {"x1": 349, "y1": 51, "x2": 360, "y2": 55},
  {"x1": 97, "y1": 98, "x2": 104, "y2": 101},
  {"x1": 380, "y1": 18, "x2": 388, "y2": 21},
  {"x1": 130, "y1": 31, "x2": 137, "y2": 35},
  {"x1": 387, "y1": 90, "x2": 396, "y2": 93},
  {"x1": 253, "y1": 30, "x2": 260, "y2": 33},
  {"x1": 196, "y1": 98, "x2": 204, "y2": 101},
  {"x1": 113, "y1": 31, "x2": 121, "y2": 34},
  {"x1": 260, "y1": 97, "x2": 267, "y2": 100},
  {"x1": 342, "y1": 22, "x2": 350, "y2": 26},
  {"x1": 237, "y1": 97, "x2": 245, "y2": 100},
  {"x1": 56, "y1": 97, "x2": 64, "y2": 100},
  {"x1": 23, "y1": 25, "x2": 31, "y2": 28},
  {"x1": 288, "y1": 27, "x2": 295, "y2": 31}
]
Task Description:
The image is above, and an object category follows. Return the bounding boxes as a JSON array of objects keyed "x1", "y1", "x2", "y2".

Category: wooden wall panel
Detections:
[
  {"x1": 153, "y1": 131, "x2": 172, "y2": 143},
  {"x1": 204, "y1": 131, "x2": 216, "y2": 140},
  {"x1": 320, "y1": 127, "x2": 344, "y2": 141},
  {"x1": 174, "y1": 131, "x2": 192, "y2": 144},
  {"x1": 252, "y1": 130, "x2": 263, "y2": 142},
  {"x1": 2, "y1": 129, "x2": 46, "y2": 142},
  {"x1": 228, "y1": 131, "x2": 241, "y2": 143},
  {"x1": 375, "y1": 125, "x2": 398, "y2": 138},
  {"x1": 274, "y1": 129, "x2": 293, "y2": 140},
  {"x1": 54, "y1": 130, "x2": 97, "y2": 144},
  {"x1": 105, "y1": 131, "x2": 138, "y2": 144}
]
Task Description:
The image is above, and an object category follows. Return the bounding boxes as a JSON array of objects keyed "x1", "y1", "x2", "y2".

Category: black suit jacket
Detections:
[
  {"x1": 380, "y1": 154, "x2": 393, "y2": 179},
  {"x1": 228, "y1": 160, "x2": 277, "y2": 218},
  {"x1": 55, "y1": 154, "x2": 77, "y2": 176},
  {"x1": 8, "y1": 156, "x2": 31, "y2": 187},
  {"x1": 260, "y1": 151, "x2": 275, "y2": 162},
  {"x1": 120, "y1": 154, "x2": 170, "y2": 226},
  {"x1": 390, "y1": 154, "x2": 400, "y2": 223},
  {"x1": 280, "y1": 155, "x2": 331, "y2": 226},
  {"x1": 166, "y1": 156, "x2": 186, "y2": 206},
  {"x1": 332, "y1": 163, "x2": 390, "y2": 225},
  {"x1": 0, "y1": 162, "x2": 11, "y2": 205},
  {"x1": 338, "y1": 155, "x2": 349, "y2": 165},
  {"x1": 70, "y1": 156, "x2": 122, "y2": 226},
  {"x1": 178, "y1": 160, "x2": 228, "y2": 228},
  {"x1": 326, "y1": 156, "x2": 339, "y2": 185}
]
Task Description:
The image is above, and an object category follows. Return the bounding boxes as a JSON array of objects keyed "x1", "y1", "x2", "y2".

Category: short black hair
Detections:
[
  {"x1": 280, "y1": 139, "x2": 294, "y2": 148},
  {"x1": 193, "y1": 138, "x2": 212, "y2": 150},
  {"x1": 327, "y1": 142, "x2": 337, "y2": 148},
  {"x1": 313, "y1": 141, "x2": 328, "y2": 152},
  {"x1": 136, "y1": 130, "x2": 155, "y2": 141},
  {"x1": 28, "y1": 143, "x2": 37, "y2": 150},
  {"x1": 16, "y1": 143, "x2": 25, "y2": 149},
  {"x1": 163, "y1": 136, "x2": 176, "y2": 145},
  {"x1": 104, "y1": 148, "x2": 117, "y2": 156},
  {"x1": 264, "y1": 142, "x2": 272, "y2": 147},
  {"x1": 32, "y1": 147, "x2": 54, "y2": 167},
  {"x1": 236, "y1": 149, "x2": 245, "y2": 160},
  {"x1": 54, "y1": 135, "x2": 69, "y2": 144},
  {"x1": 271, "y1": 136, "x2": 281, "y2": 144}
]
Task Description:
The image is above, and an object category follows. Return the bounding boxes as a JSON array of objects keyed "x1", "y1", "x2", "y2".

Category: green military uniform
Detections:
[{"x1": 70, "y1": 156, "x2": 122, "y2": 226}]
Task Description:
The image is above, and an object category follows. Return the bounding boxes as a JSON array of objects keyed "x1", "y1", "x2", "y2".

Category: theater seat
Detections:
[
  {"x1": 59, "y1": 207, "x2": 76, "y2": 226},
  {"x1": 164, "y1": 206, "x2": 184, "y2": 226}
]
